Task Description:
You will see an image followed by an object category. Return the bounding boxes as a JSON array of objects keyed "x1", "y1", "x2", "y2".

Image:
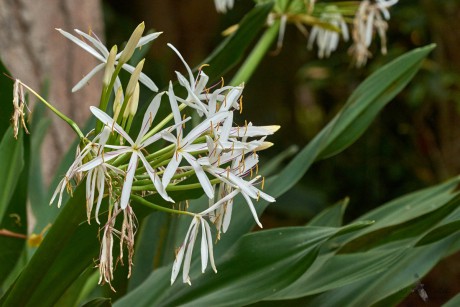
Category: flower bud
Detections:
[
  {"x1": 124, "y1": 83, "x2": 139, "y2": 118},
  {"x1": 119, "y1": 22, "x2": 145, "y2": 64},
  {"x1": 103, "y1": 45, "x2": 117, "y2": 86},
  {"x1": 125, "y1": 59, "x2": 145, "y2": 98},
  {"x1": 113, "y1": 87, "x2": 124, "y2": 120},
  {"x1": 130, "y1": 83, "x2": 140, "y2": 117}
]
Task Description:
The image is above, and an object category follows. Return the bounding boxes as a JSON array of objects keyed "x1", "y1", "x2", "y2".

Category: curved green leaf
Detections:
[
  {"x1": 115, "y1": 222, "x2": 370, "y2": 307},
  {"x1": 0, "y1": 128, "x2": 28, "y2": 287}
]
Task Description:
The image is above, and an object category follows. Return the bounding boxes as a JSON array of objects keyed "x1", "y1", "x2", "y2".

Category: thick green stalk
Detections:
[
  {"x1": 131, "y1": 195, "x2": 194, "y2": 216},
  {"x1": 19, "y1": 81, "x2": 84, "y2": 139},
  {"x1": 231, "y1": 20, "x2": 280, "y2": 86}
]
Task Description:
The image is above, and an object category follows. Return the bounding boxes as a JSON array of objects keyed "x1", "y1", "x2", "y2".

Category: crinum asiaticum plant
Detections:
[
  {"x1": 11, "y1": 22, "x2": 278, "y2": 290},
  {"x1": 9, "y1": 0, "x2": 400, "y2": 293}
]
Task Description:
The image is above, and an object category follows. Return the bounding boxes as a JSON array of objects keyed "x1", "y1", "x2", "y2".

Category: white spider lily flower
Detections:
[
  {"x1": 214, "y1": 0, "x2": 235, "y2": 13},
  {"x1": 171, "y1": 215, "x2": 216, "y2": 285},
  {"x1": 79, "y1": 92, "x2": 183, "y2": 209},
  {"x1": 56, "y1": 28, "x2": 160, "y2": 93},
  {"x1": 162, "y1": 83, "x2": 230, "y2": 198},
  {"x1": 207, "y1": 85, "x2": 244, "y2": 116},
  {"x1": 308, "y1": 6, "x2": 349, "y2": 59},
  {"x1": 168, "y1": 43, "x2": 211, "y2": 116}
]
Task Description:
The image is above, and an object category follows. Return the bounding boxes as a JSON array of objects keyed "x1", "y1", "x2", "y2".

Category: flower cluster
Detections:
[
  {"x1": 12, "y1": 23, "x2": 278, "y2": 289},
  {"x1": 262, "y1": 0, "x2": 398, "y2": 66}
]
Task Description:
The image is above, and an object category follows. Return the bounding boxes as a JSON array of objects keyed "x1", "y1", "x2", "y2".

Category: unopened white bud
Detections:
[
  {"x1": 113, "y1": 87, "x2": 124, "y2": 120},
  {"x1": 119, "y1": 22, "x2": 145, "y2": 63},
  {"x1": 103, "y1": 45, "x2": 117, "y2": 86},
  {"x1": 125, "y1": 59, "x2": 145, "y2": 98}
]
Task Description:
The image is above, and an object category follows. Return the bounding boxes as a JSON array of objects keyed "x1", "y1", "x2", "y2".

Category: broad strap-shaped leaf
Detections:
[
  {"x1": 307, "y1": 197, "x2": 349, "y2": 227},
  {"x1": 1, "y1": 185, "x2": 98, "y2": 307},
  {"x1": 0, "y1": 61, "x2": 14, "y2": 136},
  {"x1": 302, "y1": 237, "x2": 457, "y2": 306},
  {"x1": 270, "y1": 44, "x2": 435, "y2": 198},
  {"x1": 115, "y1": 222, "x2": 370, "y2": 307},
  {"x1": 443, "y1": 292, "x2": 460, "y2": 307},
  {"x1": 0, "y1": 128, "x2": 28, "y2": 287},
  {"x1": 338, "y1": 177, "x2": 460, "y2": 252}
]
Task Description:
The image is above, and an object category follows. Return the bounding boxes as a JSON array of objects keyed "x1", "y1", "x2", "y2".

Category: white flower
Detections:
[
  {"x1": 56, "y1": 28, "x2": 160, "y2": 93},
  {"x1": 308, "y1": 6, "x2": 349, "y2": 59},
  {"x1": 168, "y1": 44, "x2": 211, "y2": 116},
  {"x1": 171, "y1": 215, "x2": 216, "y2": 285},
  {"x1": 349, "y1": 0, "x2": 398, "y2": 67},
  {"x1": 161, "y1": 83, "x2": 230, "y2": 198},
  {"x1": 79, "y1": 92, "x2": 180, "y2": 209},
  {"x1": 214, "y1": 0, "x2": 235, "y2": 13}
]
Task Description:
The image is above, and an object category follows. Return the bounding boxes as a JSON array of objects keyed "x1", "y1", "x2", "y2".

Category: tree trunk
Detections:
[{"x1": 0, "y1": 0, "x2": 103, "y2": 184}]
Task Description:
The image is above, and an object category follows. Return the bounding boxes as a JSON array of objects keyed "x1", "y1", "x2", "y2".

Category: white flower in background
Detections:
[
  {"x1": 79, "y1": 92, "x2": 182, "y2": 209},
  {"x1": 214, "y1": 0, "x2": 235, "y2": 13},
  {"x1": 308, "y1": 6, "x2": 349, "y2": 59},
  {"x1": 171, "y1": 215, "x2": 216, "y2": 285},
  {"x1": 56, "y1": 25, "x2": 160, "y2": 93},
  {"x1": 349, "y1": 0, "x2": 398, "y2": 67}
]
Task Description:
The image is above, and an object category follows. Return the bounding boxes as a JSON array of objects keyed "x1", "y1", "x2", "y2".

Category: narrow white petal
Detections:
[
  {"x1": 90, "y1": 107, "x2": 135, "y2": 145},
  {"x1": 171, "y1": 245, "x2": 185, "y2": 285},
  {"x1": 136, "y1": 92, "x2": 164, "y2": 143},
  {"x1": 171, "y1": 218, "x2": 196, "y2": 284},
  {"x1": 182, "y1": 152, "x2": 214, "y2": 199},
  {"x1": 242, "y1": 192, "x2": 263, "y2": 228},
  {"x1": 138, "y1": 152, "x2": 174, "y2": 202},
  {"x1": 74, "y1": 29, "x2": 109, "y2": 57},
  {"x1": 168, "y1": 43, "x2": 194, "y2": 86},
  {"x1": 203, "y1": 220, "x2": 217, "y2": 272},
  {"x1": 137, "y1": 32, "x2": 162, "y2": 47},
  {"x1": 183, "y1": 220, "x2": 199, "y2": 284},
  {"x1": 72, "y1": 63, "x2": 105, "y2": 92},
  {"x1": 120, "y1": 152, "x2": 138, "y2": 209},
  {"x1": 95, "y1": 167, "x2": 106, "y2": 224},
  {"x1": 222, "y1": 199, "x2": 233, "y2": 233},
  {"x1": 162, "y1": 153, "x2": 182, "y2": 188},
  {"x1": 200, "y1": 219, "x2": 208, "y2": 273},
  {"x1": 168, "y1": 82, "x2": 183, "y2": 131},
  {"x1": 56, "y1": 28, "x2": 106, "y2": 62},
  {"x1": 183, "y1": 111, "x2": 229, "y2": 145},
  {"x1": 78, "y1": 149, "x2": 127, "y2": 172}
]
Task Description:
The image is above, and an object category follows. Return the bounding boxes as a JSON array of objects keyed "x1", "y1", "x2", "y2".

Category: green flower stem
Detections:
[
  {"x1": 96, "y1": 62, "x2": 124, "y2": 133},
  {"x1": 133, "y1": 169, "x2": 196, "y2": 185},
  {"x1": 19, "y1": 81, "x2": 84, "y2": 139},
  {"x1": 132, "y1": 178, "x2": 220, "y2": 192},
  {"x1": 231, "y1": 20, "x2": 280, "y2": 86},
  {"x1": 131, "y1": 194, "x2": 194, "y2": 217}
]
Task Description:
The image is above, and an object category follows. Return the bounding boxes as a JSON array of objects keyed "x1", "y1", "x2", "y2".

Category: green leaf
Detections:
[
  {"x1": 1, "y1": 185, "x2": 98, "y2": 307},
  {"x1": 0, "y1": 127, "x2": 25, "y2": 220},
  {"x1": 304, "y1": 237, "x2": 457, "y2": 306},
  {"x1": 0, "y1": 128, "x2": 28, "y2": 287},
  {"x1": 443, "y1": 292, "x2": 460, "y2": 307},
  {"x1": 338, "y1": 177, "x2": 460, "y2": 252},
  {"x1": 81, "y1": 298, "x2": 112, "y2": 307},
  {"x1": 115, "y1": 222, "x2": 370, "y2": 307},
  {"x1": 307, "y1": 197, "x2": 349, "y2": 227},
  {"x1": 270, "y1": 44, "x2": 435, "y2": 198},
  {"x1": 267, "y1": 248, "x2": 405, "y2": 300},
  {"x1": 203, "y1": 2, "x2": 274, "y2": 82},
  {"x1": 0, "y1": 61, "x2": 14, "y2": 136}
]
